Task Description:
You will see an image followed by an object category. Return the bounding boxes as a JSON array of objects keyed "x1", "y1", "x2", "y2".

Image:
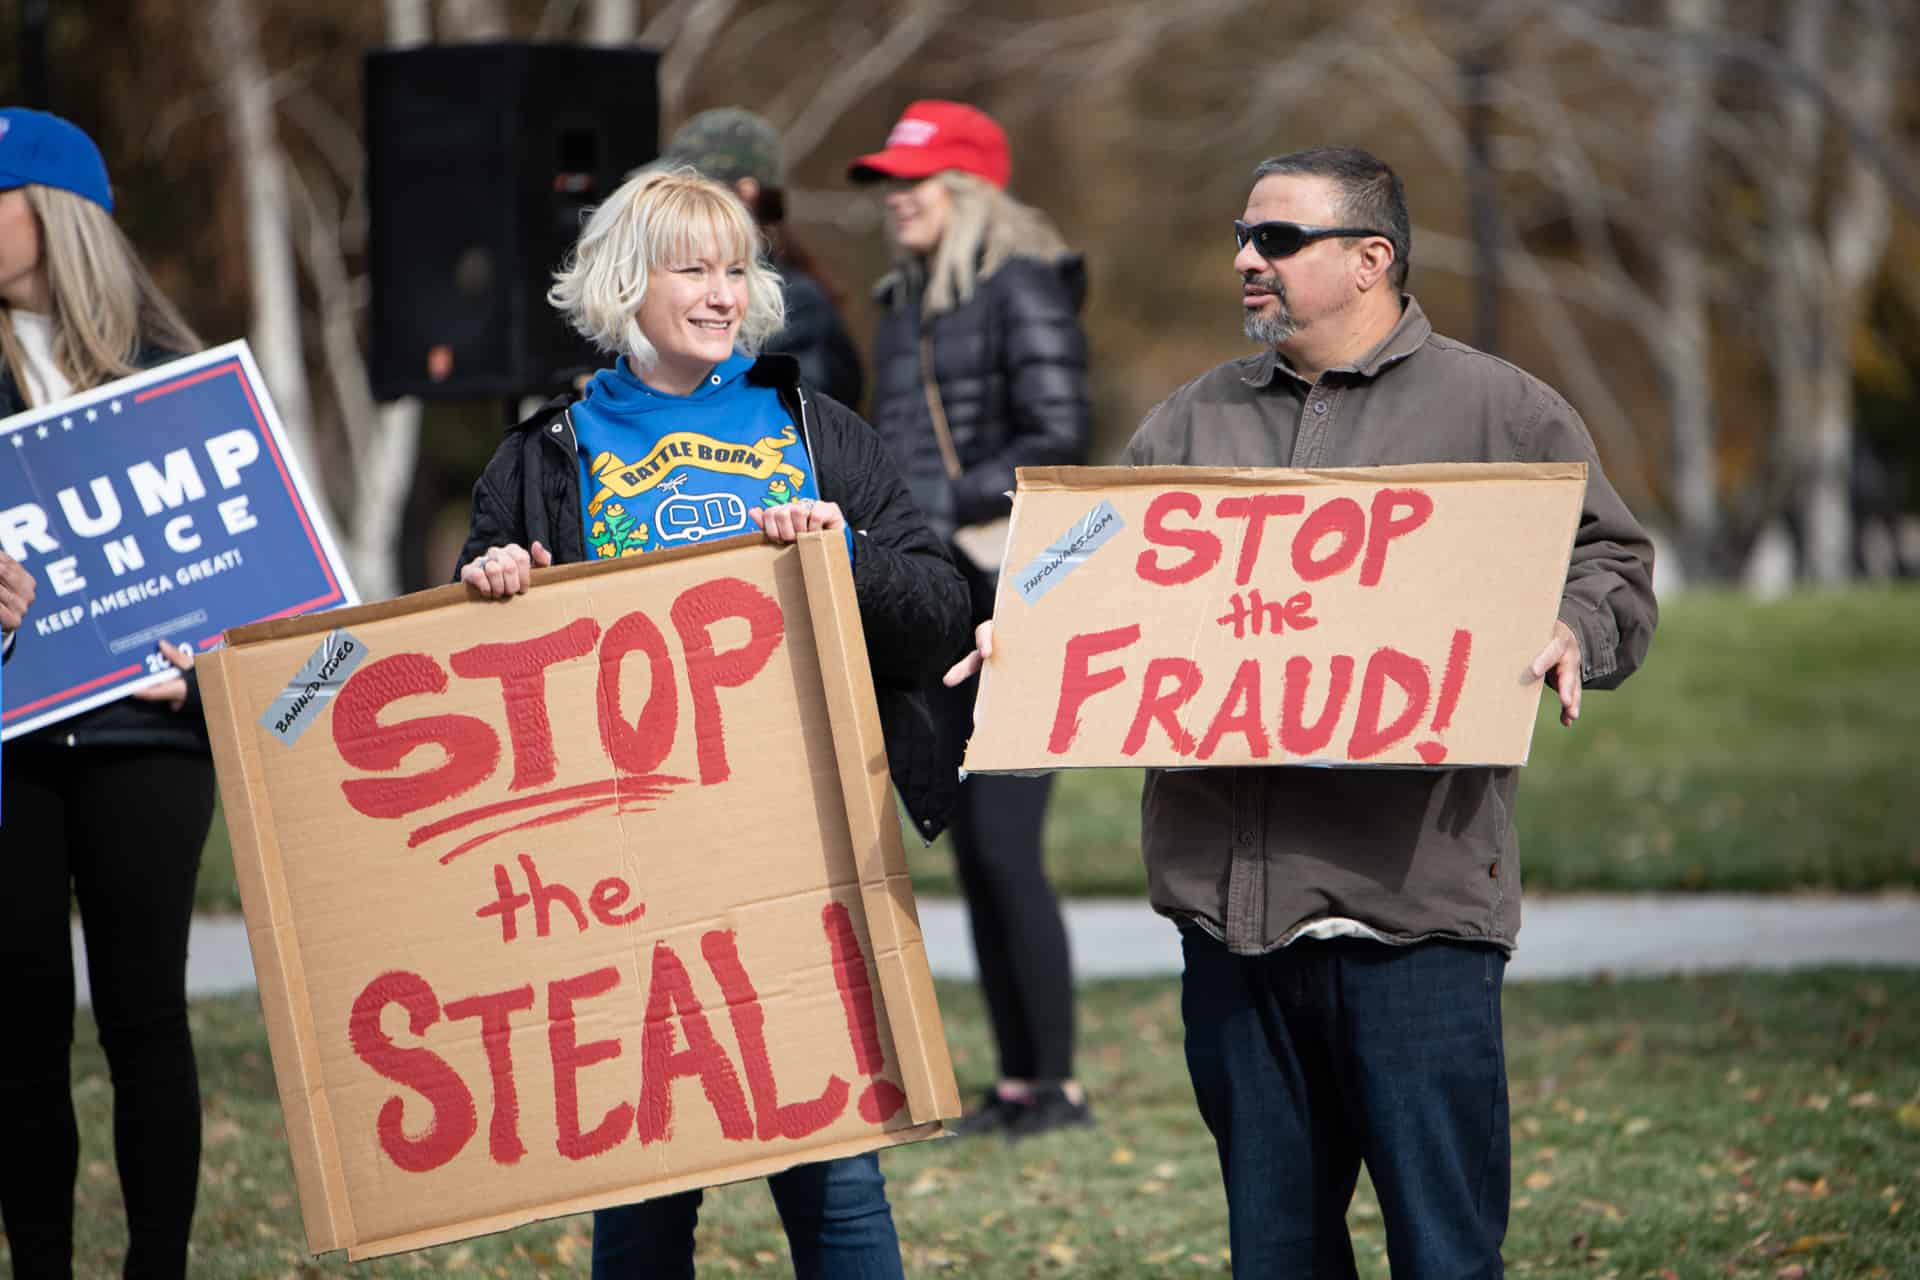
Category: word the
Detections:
[
  {"x1": 474, "y1": 852, "x2": 645, "y2": 943},
  {"x1": 1215, "y1": 588, "x2": 1317, "y2": 639}
]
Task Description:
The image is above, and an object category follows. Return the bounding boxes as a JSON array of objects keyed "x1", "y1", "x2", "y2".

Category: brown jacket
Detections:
[{"x1": 1121, "y1": 296, "x2": 1656, "y2": 954}]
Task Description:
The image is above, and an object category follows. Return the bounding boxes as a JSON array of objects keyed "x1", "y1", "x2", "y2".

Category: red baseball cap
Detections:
[{"x1": 847, "y1": 101, "x2": 1010, "y2": 189}]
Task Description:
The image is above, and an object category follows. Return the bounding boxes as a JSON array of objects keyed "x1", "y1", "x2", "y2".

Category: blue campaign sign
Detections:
[{"x1": 0, "y1": 341, "x2": 358, "y2": 741}]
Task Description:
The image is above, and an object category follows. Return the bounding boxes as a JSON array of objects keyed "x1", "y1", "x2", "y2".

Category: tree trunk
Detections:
[
  {"x1": 1801, "y1": 0, "x2": 1894, "y2": 583},
  {"x1": 206, "y1": 0, "x2": 322, "y2": 505},
  {"x1": 1655, "y1": 0, "x2": 1719, "y2": 580},
  {"x1": 438, "y1": 0, "x2": 507, "y2": 39},
  {"x1": 585, "y1": 0, "x2": 637, "y2": 44},
  {"x1": 1763, "y1": 0, "x2": 1826, "y2": 581},
  {"x1": 387, "y1": 0, "x2": 431, "y2": 44}
]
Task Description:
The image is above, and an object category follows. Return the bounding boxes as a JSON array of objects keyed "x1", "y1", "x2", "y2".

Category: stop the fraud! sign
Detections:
[
  {"x1": 199, "y1": 533, "x2": 959, "y2": 1259},
  {"x1": 963, "y1": 463, "x2": 1587, "y2": 773}
]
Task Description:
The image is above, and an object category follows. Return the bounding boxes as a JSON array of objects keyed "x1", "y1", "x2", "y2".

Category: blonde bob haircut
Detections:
[
  {"x1": 0, "y1": 184, "x2": 200, "y2": 404},
  {"x1": 548, "y1": 166, "x2": 785, "y2": 372}
]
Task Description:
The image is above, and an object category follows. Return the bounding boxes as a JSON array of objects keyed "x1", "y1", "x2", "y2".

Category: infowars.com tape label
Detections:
[
  {"x1": 1012, "y1": 500, "x2": 1124, "y2": 606},
  {"x1": 260, "y1": 628, "x2": 366, "y2": 746}
]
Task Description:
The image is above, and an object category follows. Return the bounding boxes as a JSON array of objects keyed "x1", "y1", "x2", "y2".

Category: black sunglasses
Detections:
[{"x1": 1233, "y1": 219, "x2": 1387, "y2": 259}]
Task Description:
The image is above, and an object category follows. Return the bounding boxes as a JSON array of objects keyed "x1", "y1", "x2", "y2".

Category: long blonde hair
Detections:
[
  {"x1": 548, "y1": 166, "x2": 786, "y2": 372},
  {"x1": 0, "y1": 185, "x2": 200, "y2": 405},
  {"x1": 892, "y1": 171, "x2": 1069, "y2": 317}
]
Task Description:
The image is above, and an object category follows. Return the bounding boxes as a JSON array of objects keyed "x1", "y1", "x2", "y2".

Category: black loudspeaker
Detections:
[{"x1": 366, "y1": 42, "x2": 659, "y2": 400}]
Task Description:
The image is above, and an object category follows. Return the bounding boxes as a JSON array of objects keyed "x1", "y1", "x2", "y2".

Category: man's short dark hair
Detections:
[{"x1": 1252, "y1": 146, "x2": 1410, "y2": 291}]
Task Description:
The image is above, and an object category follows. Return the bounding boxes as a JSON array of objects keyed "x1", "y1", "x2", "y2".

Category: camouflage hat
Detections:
[{"x1": 663, "y1": 107, "x2": 783, "y2": 189}]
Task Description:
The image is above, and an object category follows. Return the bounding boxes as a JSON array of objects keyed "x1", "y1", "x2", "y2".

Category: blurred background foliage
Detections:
[{"x1": 6, "y1": 0, "x2": 1917, "y2": 595}]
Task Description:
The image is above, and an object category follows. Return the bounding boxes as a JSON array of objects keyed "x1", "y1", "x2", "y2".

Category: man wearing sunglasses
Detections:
[{"x1": 952, "y1": 145, "x2": 1656, "y2": 1277}]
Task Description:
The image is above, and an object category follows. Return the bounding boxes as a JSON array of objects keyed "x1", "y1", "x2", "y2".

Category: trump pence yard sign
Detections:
[{"x1": 0, "y1": 341, "x2": 354, "y2": 739}]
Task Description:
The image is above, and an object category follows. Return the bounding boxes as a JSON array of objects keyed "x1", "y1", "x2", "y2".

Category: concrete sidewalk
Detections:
[{"x1": 74, "y1": 893, "x2": 1920, "y2": 1008}]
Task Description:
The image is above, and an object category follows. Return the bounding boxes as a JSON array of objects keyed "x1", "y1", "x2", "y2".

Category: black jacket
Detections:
[
  {"x1": 456, "y1": 353, "x2": 969, "y2": 838},
  {"x1": 1, "y1": 352, "x2": 209, "y2": 755},
  {"x1": 867, "y1": 254, "x2": 1092, "y2": 548},
  {"x1": 767, "y1": 267, "x2": 865, "y2": 412}
]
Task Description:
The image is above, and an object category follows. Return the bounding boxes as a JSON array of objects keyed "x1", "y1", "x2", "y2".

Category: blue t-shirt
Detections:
[{"x1": 574, "y1": 353, "x2": 839, "y2": 559}]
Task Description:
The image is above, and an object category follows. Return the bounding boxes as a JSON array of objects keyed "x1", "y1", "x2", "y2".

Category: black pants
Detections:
[
  {"x1": 941, "y1": 676, "x2": 1076, "y2": 1083},
  {"x1": 0, "y1": 747, "x2": 215, "y2": 1280}
]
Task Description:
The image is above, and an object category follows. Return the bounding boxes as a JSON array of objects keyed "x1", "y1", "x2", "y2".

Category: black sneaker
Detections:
[
  {"x1": 1004, "y1": 1084, "x2": 1095, "y2": 1143},
  {"x1": 948, "y1": 1088, "x2": 1023, "y2": 1138}
]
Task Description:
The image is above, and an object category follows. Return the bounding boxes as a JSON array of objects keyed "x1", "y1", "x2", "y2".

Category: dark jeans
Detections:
[
  {"x1": 0, "y1": 747, "x2": 215, "y2": 1280},
  {"x1": 590, "y1": 1153, "x2": 902, "y2": 1280},
  {"x1": 1181, "y1": 930, "x2": 1510, "y2": 1280}
]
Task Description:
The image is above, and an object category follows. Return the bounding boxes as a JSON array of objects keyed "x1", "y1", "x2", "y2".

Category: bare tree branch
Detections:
[
  {"x1": 658, "y1": 0, "x2": 742, "y2": 121},
  {"x1": 205, "y1": 0, "x2": 323, "y2": 506},
  {"x1": 775, "y1": 0, "x2": 951, "y2": 174},
  {"x1": 387, "y1": 0, "x2": 431, "y2": 45}
]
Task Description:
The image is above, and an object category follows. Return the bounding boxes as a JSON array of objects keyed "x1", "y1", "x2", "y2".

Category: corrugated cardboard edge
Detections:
[
  {"x1": 343, "y1": 1124, "x2": 942, "y2": 1260},
  {"x1": 199, "y1": 648, "x2": 355, "y2": 1253},
  {"x1": 1012, "y1": 461, "x2": 1589, "y2": 489},
  {"x1": 796, "y1": 533, "x2": 962, "y2": 1127},
  {"x1": 1516, "y1": 466, "x2": 1592, "y2": 767}
]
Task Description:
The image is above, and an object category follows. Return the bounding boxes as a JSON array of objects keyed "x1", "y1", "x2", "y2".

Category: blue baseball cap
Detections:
[{"x1": 0, "y1": 108, "x2": 113, "y2": 212}]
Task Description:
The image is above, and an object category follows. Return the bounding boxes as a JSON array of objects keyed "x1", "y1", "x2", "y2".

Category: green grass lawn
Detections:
[
  {"x1": 191, "y1": 585, "x2": 1920, "y2": 913},
  {"x1": 39, "y1": 970, "x2": 1920, "y2": 1277}
]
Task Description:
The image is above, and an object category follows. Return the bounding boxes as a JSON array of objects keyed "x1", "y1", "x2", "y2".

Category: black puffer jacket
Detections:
[
  {"x1": 456, "y1": 353, "x2": 969, "y2": 839},
  {"x1": 767, "y1": 266, "x2": 864, "y2": 412},
  {"x1": 867, "y1": 254, "x2": 1091, "y2": 548},
  {"x1": 0, "y1": 353, "x2": 209, "y2": 755}
]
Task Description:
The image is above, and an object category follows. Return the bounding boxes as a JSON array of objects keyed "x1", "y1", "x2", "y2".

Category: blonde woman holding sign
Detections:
[
  {"x1": 0, "y1": 107, "x2": 210, "y2": 1280},
  {"x1": 456, "y1": 166, "x2": 968, "y2": 1279},
  {"x1": 846, "y1": 100, "x2": 1095, "y2": 1141}
]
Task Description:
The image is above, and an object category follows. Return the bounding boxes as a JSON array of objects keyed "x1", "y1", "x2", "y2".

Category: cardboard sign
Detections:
[
  {"x1": 964, "y1": 464, "x2": 1587, "y2": 772},
  {"x1": 0, "y1": 341, "x2": 356, "y2": 739},
  {"x1": 198, "y1": 533, "x2": 959, "y2": 1260}
]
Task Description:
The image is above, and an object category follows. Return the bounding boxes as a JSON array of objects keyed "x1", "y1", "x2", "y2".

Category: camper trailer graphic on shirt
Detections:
[{"x1": 584, "y1": 438, "x2": 813, "y2": 561}]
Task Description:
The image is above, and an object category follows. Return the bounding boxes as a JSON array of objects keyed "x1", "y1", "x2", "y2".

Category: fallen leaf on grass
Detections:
[
  {"x1": 1524, "y1": 1170, "x2": 1555, "y2": 1191},
  {"x1": 1621, "y1": 1116, "x2": 1652, "y2": 1138},
  {"x1": 1774, "y1": 1266, "x2": 1807, "y2": 1280},
  {"x1": 1782, "y1": 1233, "x2": 1847, "y2": 1254},
  {"x1": 1109, "y1": 1147, "x2": 1136, "y2": 1166},
  {"x1": 1044, "y1": 1240, "x2": 1078, "y2": 1267},
  {"x1": 1895, "y1": 1100, "x2": 1920, "y2": 1132},
  {"x1": 1577, "y1": 1197, "x2": 1625, "y2": 1222}
]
